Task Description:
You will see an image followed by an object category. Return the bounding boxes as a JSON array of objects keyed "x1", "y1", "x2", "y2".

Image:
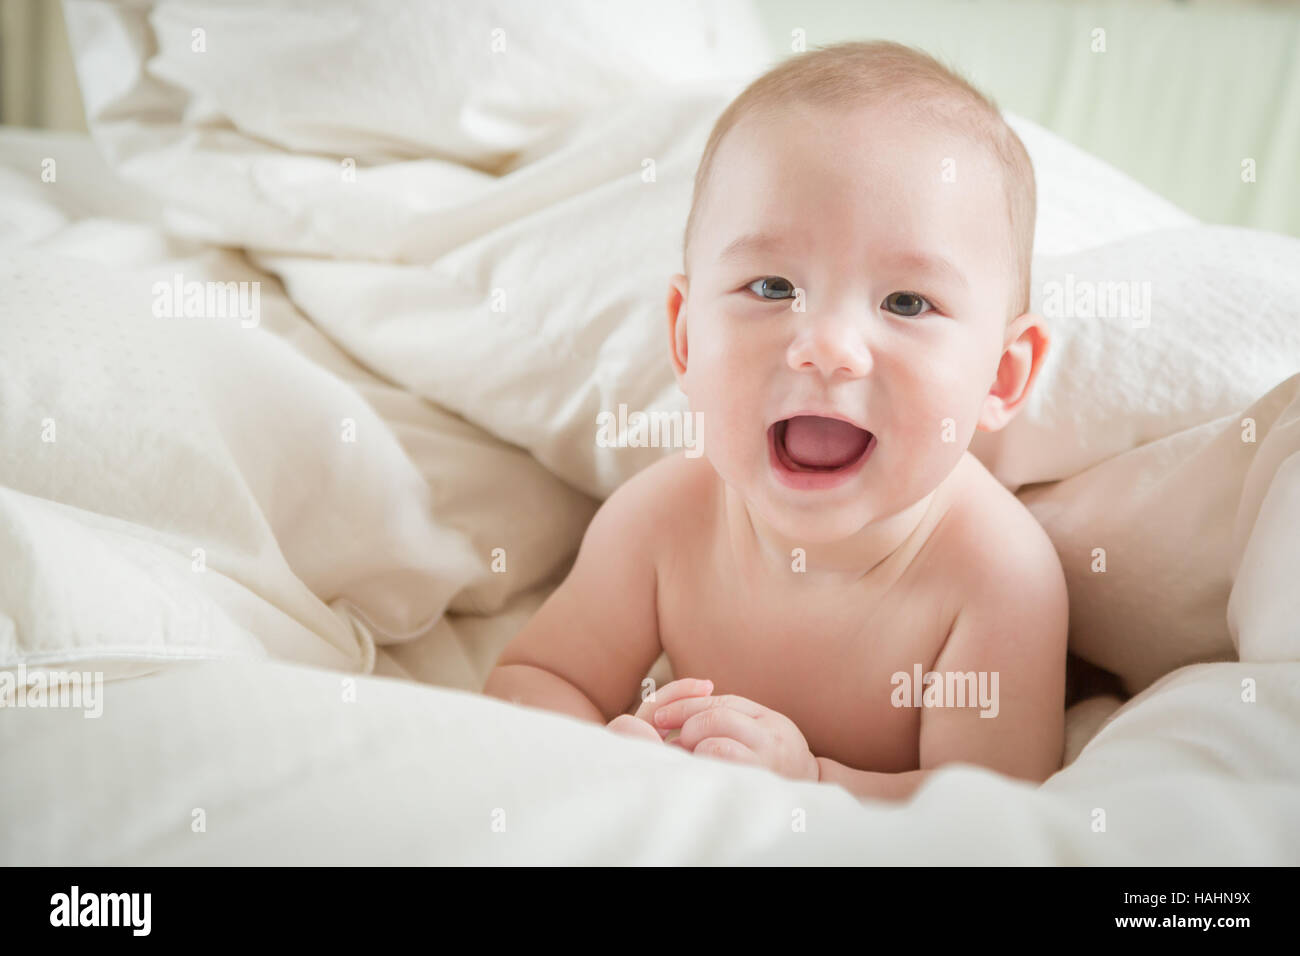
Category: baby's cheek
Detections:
[
  {"x1": 689, "y1": 357, "x2": 755, "y2": 425},
  {"x1": 890, "y1": 393, "x2": 973, "y2": 481},
  {"x1": 715, "y1": 409, "x2": 773, "y2": 492},
  {"x1": 703, "y1": 408, "x2": 759, "y2": 480},
  {"x1": 902, "y1": 358, "x2": 984, "y2": 444}
]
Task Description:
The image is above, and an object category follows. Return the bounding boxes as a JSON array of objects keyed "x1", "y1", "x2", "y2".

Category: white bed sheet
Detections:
[{"x1": 3, "y1": 657, "x2": 1297, "y2": 865}]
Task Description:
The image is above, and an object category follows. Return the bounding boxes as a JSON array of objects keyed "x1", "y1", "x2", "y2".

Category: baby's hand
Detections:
[
  {"x1": 606, "y1": 678, "x2": 715, "y2": 744},
  {"x1": 652, "y1": 693, "x2": 819, "y2": 782},
  {"x1": 605, "y1": 713, "x2": 664, "y2": 743}
]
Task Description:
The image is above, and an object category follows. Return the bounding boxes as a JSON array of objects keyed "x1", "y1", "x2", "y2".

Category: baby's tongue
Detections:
[{"x1": 782, "y1": 416, "x2": 871, "y2": 469}]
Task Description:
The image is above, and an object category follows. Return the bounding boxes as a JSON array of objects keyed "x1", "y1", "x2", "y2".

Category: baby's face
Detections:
[{"x1": 672, "y1": 102, "x2": 1017, "y2": 543}]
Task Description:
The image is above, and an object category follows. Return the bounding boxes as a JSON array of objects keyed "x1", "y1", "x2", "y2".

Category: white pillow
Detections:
[
  {"x1": 972, "y1": 226, "x2": 1300, "y2": 489},
  {"x1": 1006, "y1": 115, "x2": 1194, "y2": 256},
  {"x1": 1019, "y1": 373, "x2": 1300, "y2": 693}
]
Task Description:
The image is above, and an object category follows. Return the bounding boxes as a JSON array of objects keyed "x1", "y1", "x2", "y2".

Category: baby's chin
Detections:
[
  {"x1": 720, "y1": 446, "x2": 954, "y2": 545},
  {"x1": 711, "y1": 467, "x2": 884, "y2": 544},
  {"x1": 703, "y1": 444, "x2": 869, "y2": 532},
  {"x1": 749, "y1": 494, "x2": 888, "y2": 545}
]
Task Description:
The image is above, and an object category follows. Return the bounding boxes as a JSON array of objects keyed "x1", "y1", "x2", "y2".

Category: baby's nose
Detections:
[{"x1": 787, "y1": 318, "x2": 872, "y2": 379}]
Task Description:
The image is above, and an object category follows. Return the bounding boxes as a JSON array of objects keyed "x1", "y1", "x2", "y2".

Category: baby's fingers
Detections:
[
  {"x1": 606, "y1": 714, "x2": 663, "y2": 744},
  {"x1": 693, "y1": 737, "x2": 759, "y2": 766},
  {"x1": 653, "y1": 692, "x2": 764, "y2": 732},
  {"x1": 633, "y1": 678, "x2": 714, "y2": 734},
  {"x1": 675, "y1": 705, "x2": 767, "y2": 752}
]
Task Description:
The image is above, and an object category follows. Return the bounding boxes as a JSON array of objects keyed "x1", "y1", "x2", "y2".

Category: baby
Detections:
[{"x1": 483, "y1": 40, "x2": 1067, "y2": 801}]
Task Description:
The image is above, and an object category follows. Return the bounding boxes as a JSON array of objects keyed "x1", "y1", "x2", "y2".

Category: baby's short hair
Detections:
[{"x1": 683, "y1": 40, "x2": 1036, "y2": 319}]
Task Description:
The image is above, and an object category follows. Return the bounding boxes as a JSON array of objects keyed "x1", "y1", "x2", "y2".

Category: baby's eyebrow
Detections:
[
  {"x1": 718, "y1": 231, "x2": 788, "y2": 264},
  {"x1": 718, "y1": 232, "x2": 968, "y2": 291},
  {"x1": 882, "y1": 250, "x2": 969, "y2": 291}
]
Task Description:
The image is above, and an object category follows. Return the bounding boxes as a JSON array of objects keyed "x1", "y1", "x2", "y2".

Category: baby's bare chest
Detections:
[{"x1": 657, "y1": 566, "x2": 958, "y2": 772}]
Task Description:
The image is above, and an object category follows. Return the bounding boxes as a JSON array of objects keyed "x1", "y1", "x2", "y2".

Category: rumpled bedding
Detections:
[{"x1": 1, "y1": 0, "x2": 1298, "y2": 864}]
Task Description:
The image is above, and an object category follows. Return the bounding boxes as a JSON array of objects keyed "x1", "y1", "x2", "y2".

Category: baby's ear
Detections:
[
  {"x1": 666, "y1": 273, "x2": 690, "y2": 379},
  {"x1": 977, "y1": 312, "x2": 1049, "y2": 432}
]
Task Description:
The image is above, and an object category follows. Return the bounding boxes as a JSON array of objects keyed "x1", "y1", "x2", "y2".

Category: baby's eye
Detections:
[
  {"x1": 746, "y1": 276, "x2": 796, "y2": 300},
  {"x1": 881, "y1": 291, "x2": 934, "y2": 317}
]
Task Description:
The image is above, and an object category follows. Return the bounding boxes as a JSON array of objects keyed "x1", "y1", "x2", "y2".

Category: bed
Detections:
[{"x1": 1, "y1": 0, "x2": 1298, "y2": 865}]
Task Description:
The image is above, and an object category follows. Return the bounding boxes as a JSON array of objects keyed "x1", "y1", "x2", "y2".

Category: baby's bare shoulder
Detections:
[
  {"x1": 598, "y1": 451, "x2": 720, "y2": 547},
  {"x1": 920, "y1": 455, "x2": 1070, "y2": 781},
  {"x1": 929, "y1": 453, "x2": 1065, "y2": 598}
]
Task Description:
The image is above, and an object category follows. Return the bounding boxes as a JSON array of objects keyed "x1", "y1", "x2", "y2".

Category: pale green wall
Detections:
[{"x1": 751, "y1": 0, "x2": 1300, "y2": 238}]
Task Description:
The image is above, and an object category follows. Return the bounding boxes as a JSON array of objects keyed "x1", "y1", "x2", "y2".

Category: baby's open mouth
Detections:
[{"x1": 771, "y1": 416, "x2": 875, "y2": 473}]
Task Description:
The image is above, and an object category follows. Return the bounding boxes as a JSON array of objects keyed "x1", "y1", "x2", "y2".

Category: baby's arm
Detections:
[
  {"x1": 482, "y1": 469, "x2": 666, "y2": 725},
  {"x1": 818, "y1": 517, "x2": 1069, "y2": 800}
]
